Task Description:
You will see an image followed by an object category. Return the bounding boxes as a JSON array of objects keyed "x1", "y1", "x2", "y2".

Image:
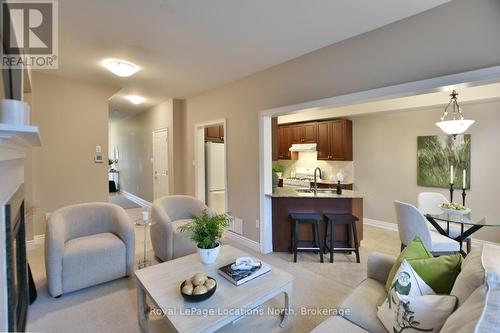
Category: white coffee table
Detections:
[{"x1": 135, "y1": 245, "x2": 293, "y2": 333}]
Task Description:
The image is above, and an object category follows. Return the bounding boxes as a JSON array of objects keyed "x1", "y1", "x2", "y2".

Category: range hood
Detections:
[{"x1": 289, "y1": 143, "x2": 317, "y2": 152}]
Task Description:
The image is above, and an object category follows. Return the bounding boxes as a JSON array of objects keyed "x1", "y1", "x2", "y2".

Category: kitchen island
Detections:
[{"x1": 266, "y1": 187, "x2": 364, "y2": 252}]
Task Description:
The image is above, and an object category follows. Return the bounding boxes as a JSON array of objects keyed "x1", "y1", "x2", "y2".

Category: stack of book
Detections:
[{"x1": 218, "y1": 259, "x2": 271, "y2": 286}]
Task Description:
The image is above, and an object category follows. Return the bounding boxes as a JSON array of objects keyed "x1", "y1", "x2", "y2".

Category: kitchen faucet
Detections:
[{"x1": 313, "y1": 167, "x2": 322, "y2": 193}]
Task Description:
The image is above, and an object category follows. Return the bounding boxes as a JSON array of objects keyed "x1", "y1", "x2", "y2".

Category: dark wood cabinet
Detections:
[
  {"x1": 290, "y1": 122, "x2": 317, "y2": 143},
  {"x1": 205, "y1": 125, "x2": 224, "y2": 142},
  {"x1": 316, "y1": 119, "x2": 352, "y2": 161},
  {"x1": 278, "y1": 126, "x2": 291, "y2": 160},
  {"x1": 272, "y1": 117, "x2": 279, "y2": 161}
]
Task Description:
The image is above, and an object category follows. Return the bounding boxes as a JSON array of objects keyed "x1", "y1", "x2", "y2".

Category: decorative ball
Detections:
[
  {"x1": 184, "y1": 279, "x2": 193, "y2": 286},
  {"x1": 204, "y1": 278, "x2": 216, "y2": 291},
  {"x1": 181, "y1": 284, "x2": 193, "y2": 295},
  {"x1": 193, "y1": 285, "x2": 208, "y2": 295},
  {"x1": 191, "y1": 272, "x2": 207, "y2": 286}
]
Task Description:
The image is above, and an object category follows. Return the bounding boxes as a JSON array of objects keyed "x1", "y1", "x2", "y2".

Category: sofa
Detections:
[
  {"x1": 311, "y1": 243, "x2": 499, "y2": 332},
  {"x1": 150, "y1": 195, "x2": 212, "y2": 262},
  {"x1": 45, "y1": 202, "x2": 135, "y2": 297}
]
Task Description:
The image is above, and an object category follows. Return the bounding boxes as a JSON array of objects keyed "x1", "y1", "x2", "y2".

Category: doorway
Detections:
[
  {"x1": 153, "y1": 128, "x2": 169, "y2": 200},
  {"x1": 194, "y1": 119, "x2": 228, "y2": 215}
]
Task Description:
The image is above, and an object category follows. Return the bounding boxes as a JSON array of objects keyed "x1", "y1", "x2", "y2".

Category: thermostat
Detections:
[{"x1": 95, "y1": 153, "x2": 104, "y2": 163}]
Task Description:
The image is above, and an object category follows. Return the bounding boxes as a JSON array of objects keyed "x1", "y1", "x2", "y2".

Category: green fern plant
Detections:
[{"x1": 178, "y1": 211, "x2": 229, "y2": 249}]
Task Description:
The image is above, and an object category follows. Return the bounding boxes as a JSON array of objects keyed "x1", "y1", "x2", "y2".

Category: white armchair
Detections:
[
  {"x1": 45, "y1": 202, "x2": 135, "y2": 297},
  {"x1": 394, "y1": 200, "x2": 460, "y2": 255},
  {"x1": 150, "y1": 195, "x2": 212, "y2": 262},
  {"x1": 418, "y1": 192, "x2": 472, "y2": 253}
]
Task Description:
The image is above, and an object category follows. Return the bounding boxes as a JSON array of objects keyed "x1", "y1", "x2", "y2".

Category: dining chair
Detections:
[
  {"x1": 394, "y1": 200, "x2": 460, "y2": 255},
  {"x1": 417, "y1": 192, "x2": 472, "y2": 253}
]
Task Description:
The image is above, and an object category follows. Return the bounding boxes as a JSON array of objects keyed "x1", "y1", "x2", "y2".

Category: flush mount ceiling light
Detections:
[
  {"x1": 436, "y1": 90, "x2": 475, "y2": 137},
  {"x1": 125, "y1": 95, "x2": 146, "y2": 105},
  {"x1": 103, "y1": 59, "x2": 140, "y2": 77}
]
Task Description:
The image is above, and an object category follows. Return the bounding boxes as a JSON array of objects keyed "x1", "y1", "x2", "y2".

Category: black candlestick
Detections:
[
  {"x1": 462, "y1": 188, "x2": 466, "y2": 206},
  {"x1": 449, "y1": 183, "x2": 454, "y2": 202}
]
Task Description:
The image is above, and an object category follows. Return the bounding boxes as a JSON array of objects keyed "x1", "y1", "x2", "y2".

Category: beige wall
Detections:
[
  {"x1": 110, "y1": 99, "x2": 184, "y2": 202},
  {"x1": 353, "y1": 100, "x2": 500, "y2": 243},
  {"x1": 183, "y1": 0, "x2": 500, "y2": 242},
  {"x1": 31, "y1": 72, "x2": 117, "y2": 235}
]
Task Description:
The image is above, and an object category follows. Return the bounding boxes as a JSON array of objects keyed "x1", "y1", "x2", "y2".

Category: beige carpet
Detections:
[
  {"x1": 109, "y1": 193, "x2": 141, "y2": 209},
  {"x1": 27, "y1": 207, "x2": 402, "y2": 333}
]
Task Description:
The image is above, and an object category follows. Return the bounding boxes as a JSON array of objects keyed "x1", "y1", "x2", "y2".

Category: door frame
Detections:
[
  {"x1": 152, "y1": 127, "x2": 169, "y2": 200},
  {"x1": 259, "y1": 65, "x2": 500, "y2": 254},
  {"x1": 194, "y1": 118, "x2": 228, "y2": 212}
]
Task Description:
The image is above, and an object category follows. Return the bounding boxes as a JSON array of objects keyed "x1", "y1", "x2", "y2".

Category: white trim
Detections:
[
  {"x1": 193, "y1": 118, "x2": 228, "y2": 213},
  {"x1": 152, "y1": 128, "x2": 170, "y2": 200},
  {"x1": 120, "y1": 190, "x2": 152, "y2": 208},
  {"x1": 223, "y1": 230, "x2": 261, "y2": 253},
  {"x1": 258, "y1": 65, "x2": 500, "y2": 254},
  {"x1": 363, "y1": 218, "x2": 499, "y2": 246},
  {"x1": 363, "y1": 218, "x2": 398, "y2": 232},
  {"x1": 26, "y1": 234, "x2": 45, "y2": 250}
]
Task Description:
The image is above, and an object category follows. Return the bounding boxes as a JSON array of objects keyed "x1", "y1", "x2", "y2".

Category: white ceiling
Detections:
[
  {"x1": 52, "y1": 0, "x2": 450, "y2": 119},
  {"x1": 278, "y1": 82, "x2": 500, "y2": 124}
]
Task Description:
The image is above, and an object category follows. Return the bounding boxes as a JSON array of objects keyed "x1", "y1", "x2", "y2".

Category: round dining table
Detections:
[{"x1": 425, "y1": 211, "x2": 500, "y2": 257}]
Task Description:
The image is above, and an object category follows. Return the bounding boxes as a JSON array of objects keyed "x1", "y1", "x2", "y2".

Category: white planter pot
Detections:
[{"x1": 197, "y1": 243, "x2": 220, "y2": 264}]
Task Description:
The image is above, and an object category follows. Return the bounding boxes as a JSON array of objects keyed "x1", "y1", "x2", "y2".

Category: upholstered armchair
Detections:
[
  {"x1": 150, "y1": 195, "x2": 212, "y2": 262},
  {"x1": 45, "y1": 202, "x2": 135, "y2": 297}
]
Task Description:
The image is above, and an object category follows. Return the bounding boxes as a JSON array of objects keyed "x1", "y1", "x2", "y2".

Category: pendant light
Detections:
[{"x1": 436, "y1": 90, "x2": 475, "y2": 137}]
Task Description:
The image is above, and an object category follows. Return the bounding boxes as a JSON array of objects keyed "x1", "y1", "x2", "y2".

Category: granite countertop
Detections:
[
  {"x1": 314, "y1": 180, "x2": 354, "y2": 185},
  {"x1": 266, "y1": 187, "x2": 365, "y2": 199}
]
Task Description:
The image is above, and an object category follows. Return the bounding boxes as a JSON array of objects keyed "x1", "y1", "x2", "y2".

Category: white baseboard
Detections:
[
  {"x1": 120, "y1": 190, "x2": 152, "y2": 208},
  {"x1": 363, "y1": 218, "x2": 498, "y2": 246},
  {"x1": 26, "y1": 234, "x2": 45, "y2": 251},
  {"x1": 223, "y1": 231, "x2": 261, "y2": 253},
  {"x1": 363, "y1": 218, "x2": 398, "y2": 232}
]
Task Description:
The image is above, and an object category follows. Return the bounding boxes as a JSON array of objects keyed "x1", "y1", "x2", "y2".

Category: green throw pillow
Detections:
[
  {"x1": 385, "y1": 236, "x2": 433, "y2": 292},
  {"x1": 408, "y1": 254, "x2": 462, "y2": 294}
]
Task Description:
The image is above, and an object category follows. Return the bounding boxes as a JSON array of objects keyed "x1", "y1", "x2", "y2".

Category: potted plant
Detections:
[
  {"x1": 179, "y1": 211, "x2": 229, "y2": 264},
  {"x1": 272, "y1": 165, "x2": 285, "y2": 190}
]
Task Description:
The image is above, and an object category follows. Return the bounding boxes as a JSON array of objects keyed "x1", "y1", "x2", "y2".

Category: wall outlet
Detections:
[
  {"x1": 256, "y1": 219, "x2": 260, "y2": 229},
  {"x1": 95, "y1": 145, "x2": 102, "y2": 153}
]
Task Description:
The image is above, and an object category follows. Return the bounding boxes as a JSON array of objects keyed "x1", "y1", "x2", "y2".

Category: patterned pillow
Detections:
[{"x1": 378, "y1": 260, "x2": 457, "y2": 333}]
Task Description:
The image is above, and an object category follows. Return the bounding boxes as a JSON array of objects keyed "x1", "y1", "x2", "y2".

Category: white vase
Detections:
[{"x1": 197, "y1": 243, "x2": 221, "y2": 264}]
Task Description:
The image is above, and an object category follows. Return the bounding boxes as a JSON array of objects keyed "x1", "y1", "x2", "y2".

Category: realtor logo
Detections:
[{"x1": 1, "y1": 0, "x2": 58, "y2": 69}]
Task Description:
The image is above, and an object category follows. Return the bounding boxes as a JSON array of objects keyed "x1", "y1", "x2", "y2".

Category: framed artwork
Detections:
[{"x1": 417, "y1": 135, "x2": 471, "y2": 189}]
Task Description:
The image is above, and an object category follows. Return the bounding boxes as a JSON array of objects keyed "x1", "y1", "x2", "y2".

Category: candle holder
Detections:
[
  {"x1": 449, "y1": 183, "x2": 454, "y2": 203},
  {"x1": 462, "y1": 188, "x2": 466, "y2": 206}
]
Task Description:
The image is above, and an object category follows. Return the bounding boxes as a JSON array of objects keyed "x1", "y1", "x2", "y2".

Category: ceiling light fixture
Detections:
[
  {"x1": 103, "y1": 59, "x2": 140, "y2": 77},
  {"x1": 436, "y1": 90, "x2": 475, "y2": 137},
  {"x1": 125, "y1": 95, "x2": 146, "y2": 105}
]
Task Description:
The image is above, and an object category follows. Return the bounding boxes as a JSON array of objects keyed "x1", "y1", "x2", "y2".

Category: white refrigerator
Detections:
[{"x1": 205, "y1": 142, "x2": 226, "y2": 214}]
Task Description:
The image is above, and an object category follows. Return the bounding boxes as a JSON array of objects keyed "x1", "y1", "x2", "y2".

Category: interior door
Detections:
[{"x1": 153, "y1": 128, "x2": 169, "y2": 199}]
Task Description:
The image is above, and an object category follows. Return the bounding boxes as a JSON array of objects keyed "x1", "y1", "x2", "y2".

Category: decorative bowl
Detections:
[
  {"x1": 180, "y1": 276, "x2": 217, "y2": 302},
  {"x1": 442, "y1": 207, "x2": 471, "y2": 216}
]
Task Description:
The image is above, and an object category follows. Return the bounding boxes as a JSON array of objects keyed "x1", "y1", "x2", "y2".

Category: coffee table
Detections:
[{"x1": 135, "y1": 245, "x2": 293, "y2": 333}]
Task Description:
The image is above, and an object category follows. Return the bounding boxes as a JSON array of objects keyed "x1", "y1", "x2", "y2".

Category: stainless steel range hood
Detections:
[{"x1": 289, "y1": 143, "x2": 317, "y2": 152}]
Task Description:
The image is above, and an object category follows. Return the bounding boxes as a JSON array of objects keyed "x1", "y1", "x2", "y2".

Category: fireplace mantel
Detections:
[{"x1": 0, "y1": 123, "x2": 41, "y2": 161}]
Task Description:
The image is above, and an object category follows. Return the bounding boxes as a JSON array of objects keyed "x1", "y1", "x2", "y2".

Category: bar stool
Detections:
[
  {"x1": 324, "y1": 213, "x2": 360, "y2": 263},
  {"x1": 290, "y1": 213, "x2": 324, "y2": 263}
]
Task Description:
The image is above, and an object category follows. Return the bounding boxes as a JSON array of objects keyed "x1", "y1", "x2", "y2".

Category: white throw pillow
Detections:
[{"x1": 377, "y1": 260, "x2": 457, "y2": 333}]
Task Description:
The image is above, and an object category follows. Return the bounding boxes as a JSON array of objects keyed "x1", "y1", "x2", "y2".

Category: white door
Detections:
[{"x1": 153, "y1": 128, "x2": 169, "y2": 199}]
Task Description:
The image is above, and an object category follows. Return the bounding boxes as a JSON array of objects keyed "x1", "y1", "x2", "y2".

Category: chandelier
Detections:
[{"x1": 436, "y1": 90, "x2": 475, "y2": 137}]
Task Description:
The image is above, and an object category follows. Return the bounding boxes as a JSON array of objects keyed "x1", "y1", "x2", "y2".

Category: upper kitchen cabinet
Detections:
[
  {"x1": 277, "y1": 125, "x2": 291, "y2": 160},
  {"x1": 205, "y1": 125, "x2": 224, "y2": 142},
  {"x1": 316, "y1": 119, "x2": 353, "y2": 161},
  {"x1": 290, "y1": 122, "x2": 317, "y2": 143}
]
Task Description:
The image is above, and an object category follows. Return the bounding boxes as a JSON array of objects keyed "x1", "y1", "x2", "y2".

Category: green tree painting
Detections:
[{"x1": 417, "y1": 135, "x2": 471, "y2": 189}]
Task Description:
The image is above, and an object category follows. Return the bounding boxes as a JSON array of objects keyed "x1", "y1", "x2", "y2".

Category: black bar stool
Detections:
[
  {"x1": 324, "y1": 213, "x2": 360, "y2": 263},
  {"x1": 290, "y1": 213, "x2": 324, "y2": 263}
]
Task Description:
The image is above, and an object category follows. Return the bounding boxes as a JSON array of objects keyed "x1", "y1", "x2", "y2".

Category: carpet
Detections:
[
  {"x1": 26, "y1": 207, "x2": 402, "y2": 333},
  {"x1": 109, "y1": 194, "x2": 141, "y2": 209}
]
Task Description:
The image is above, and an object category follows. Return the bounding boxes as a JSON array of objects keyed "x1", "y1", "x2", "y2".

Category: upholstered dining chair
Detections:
[
  {"x1": 45, "y1": 202, "x2": 135, "y2": 297},
  {"x1": 418, "y1": 192, "x2": 472, "y2": 253},
  {"x1": 394, "y1": 200, "x2": 460, "y2": 255},
  {"x1": 150, "y1": 195, "x2": 212, "y2": 262}
]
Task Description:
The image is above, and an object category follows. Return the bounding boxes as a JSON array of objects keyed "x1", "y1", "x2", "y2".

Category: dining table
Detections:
[{"x1": 426, "y1": 211, "x2": 500, "y2": 257}]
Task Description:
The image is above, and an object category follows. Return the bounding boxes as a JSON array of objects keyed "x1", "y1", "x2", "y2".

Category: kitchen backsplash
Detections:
[{"x1": 275, "y1": 151, "x2": 354, "y2": 183}]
